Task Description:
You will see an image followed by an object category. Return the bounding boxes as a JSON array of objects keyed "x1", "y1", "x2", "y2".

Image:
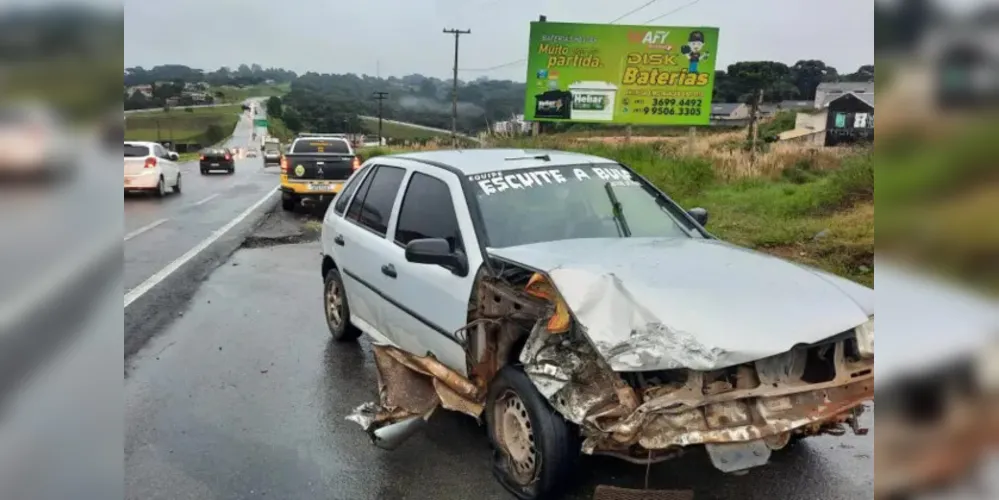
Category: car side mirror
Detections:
[
  {"x1": 405, "y1": 238, "x2": 468, "y2": 276},
  {"x1": 168, "y1": 152, "x2": 179, "y2": 161},
  {"x1": 688, "y1": 207, "x2": 709, "y2": 227}
]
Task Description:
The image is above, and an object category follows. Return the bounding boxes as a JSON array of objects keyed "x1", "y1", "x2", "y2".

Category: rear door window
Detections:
[
  {"x1": 124, "y1": 144, "x2": 149, "y2": 157},
  {"x1": 291, "y1": 139, "x2": 351, "y2": 154},
  {"x1": 345, "y1": 165, "x2": 405, "y2": 235},
  {"x1": 394, "y1": 172, "x2": 464, "y2": 253},
  {"x1": 334, "y1": 167, "x2": 370, "y2": 216}
]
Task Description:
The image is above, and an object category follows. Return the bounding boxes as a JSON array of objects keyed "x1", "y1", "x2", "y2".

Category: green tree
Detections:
[
  {"x1": 266, "y1": 96, "x2": 283, "y2": 119},
  {"x1": 791, "y1": 60, "x2": 838, "y2": 100}
]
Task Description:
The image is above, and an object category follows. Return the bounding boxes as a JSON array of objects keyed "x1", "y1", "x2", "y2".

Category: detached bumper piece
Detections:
[{"x1": 346, "y1": 345, "x2": 484, "y2": 449}]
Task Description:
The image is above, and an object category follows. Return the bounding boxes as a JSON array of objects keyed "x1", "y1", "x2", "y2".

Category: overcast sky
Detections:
[{"x1": 124, "y1": 0, "x2": 874, "y2": 80}]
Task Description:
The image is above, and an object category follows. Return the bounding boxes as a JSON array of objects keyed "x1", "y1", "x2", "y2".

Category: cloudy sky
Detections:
[{"x1": 124, "y1": 0, "x2": 874, "y2": 80}]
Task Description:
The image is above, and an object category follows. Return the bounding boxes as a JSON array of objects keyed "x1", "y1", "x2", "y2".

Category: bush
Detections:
[
  {"x1": 780, "y1": 156, "x2": 819, "y2": 184},
  {"x1": 205, "y1": 124, "x2": 225, "y2": 144}
]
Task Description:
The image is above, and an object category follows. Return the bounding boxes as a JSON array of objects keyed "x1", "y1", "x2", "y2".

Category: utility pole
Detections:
[
  {"x1": 443, "y1": 27, "x2": 471, "y2": 147},
  {"x1": 372, "y1": 91, "x2": 389, "y2": 146},
  {"x1": 747, "y1": 88, "x2": 763, "y2": 167}
]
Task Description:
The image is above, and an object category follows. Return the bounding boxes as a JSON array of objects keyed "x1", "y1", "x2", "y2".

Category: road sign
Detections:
[{"x1": 253, "y1": 118, "x2": 268, "y2": 128}]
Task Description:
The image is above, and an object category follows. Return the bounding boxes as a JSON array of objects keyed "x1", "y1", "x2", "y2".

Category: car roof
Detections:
[
  {"x1": 390, "y1": 148, "x2": 617, "y2": 176},
  {"x1": 124, "y1": 141, "x2": 158, "y2": 148}
]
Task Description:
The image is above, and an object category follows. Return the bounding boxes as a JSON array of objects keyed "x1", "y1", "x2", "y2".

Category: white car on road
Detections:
[
  {"x1": 320, "y1": 149, "x2": 874, "y2": 499},
  {"x1": 124, "y1": 141, "x2": 181, "y2": 197}
]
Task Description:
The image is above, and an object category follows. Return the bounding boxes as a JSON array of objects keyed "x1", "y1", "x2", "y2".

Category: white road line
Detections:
[
  {"x1": 123, "y1": 219, "x2": 169, "y2": 241},
  {"x1": 123, "y1": 187, "x2": 278, "y2": 308},
  {"x1": 190, "y1": 194, "x2": 219, "y2": 207},
  {"x1": 0, "y1": 227, "x2": 120, "y2": 337}
]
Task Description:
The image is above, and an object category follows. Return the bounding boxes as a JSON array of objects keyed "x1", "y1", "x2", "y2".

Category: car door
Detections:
[
  {"x1": 378, "y1": 164, "x2": 483, "y2": 376},
  {"x1": 154, "y1": 144, "x2": 178, "y2": 183},
  {"x1": 332, "y1": 164, "x2": 407, "y2": 346}
]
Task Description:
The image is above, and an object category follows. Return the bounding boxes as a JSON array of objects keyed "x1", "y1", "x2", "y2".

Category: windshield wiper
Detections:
[{"x1": 603, "y1": 182, "x2": 632, "y2": 237}]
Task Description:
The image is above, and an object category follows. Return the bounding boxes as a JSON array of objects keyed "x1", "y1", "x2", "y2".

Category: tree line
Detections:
[{"x1": 124, "y1": 61, "x2": 872, "y2": 134}]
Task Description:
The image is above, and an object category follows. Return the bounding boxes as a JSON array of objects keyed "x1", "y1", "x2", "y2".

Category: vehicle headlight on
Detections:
[{"x1": 855, "y1": 316, "x2": 874, "y2": 359}]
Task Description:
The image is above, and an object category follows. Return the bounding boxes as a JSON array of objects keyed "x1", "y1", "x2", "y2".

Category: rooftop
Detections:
[{"x1": 393, "y1": 148, "x2": 617, "y2": 176}]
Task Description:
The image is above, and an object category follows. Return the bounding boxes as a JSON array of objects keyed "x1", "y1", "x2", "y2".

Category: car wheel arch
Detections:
[{"x1": 322, "y1": 255, "x2": 338, "y2": 279}]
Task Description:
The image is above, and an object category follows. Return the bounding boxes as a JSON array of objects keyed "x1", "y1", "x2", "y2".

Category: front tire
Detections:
[
  {"x1": 323, "y1": 268, "x2": 362, "y2": 342},
  {"x1": 486, "y1": 366, "x2": 579, "y2": 500}
]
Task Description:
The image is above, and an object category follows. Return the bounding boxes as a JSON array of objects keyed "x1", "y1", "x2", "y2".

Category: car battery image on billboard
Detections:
[
  {"x1": 568, "y1": 81, "x2": 617, "y2": 121},
  {"x1": 533, "y1": 89, "x2": 573, "y2": 120}
]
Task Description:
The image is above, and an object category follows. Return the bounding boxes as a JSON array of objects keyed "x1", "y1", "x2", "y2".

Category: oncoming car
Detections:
[{"x1": 319, "y1": 149, "x2": 874, "y2": 499}]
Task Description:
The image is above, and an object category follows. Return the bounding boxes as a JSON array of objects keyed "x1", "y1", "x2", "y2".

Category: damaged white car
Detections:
[{"x1": 319, "y1": 149, "x2": 874, "y2": 499}]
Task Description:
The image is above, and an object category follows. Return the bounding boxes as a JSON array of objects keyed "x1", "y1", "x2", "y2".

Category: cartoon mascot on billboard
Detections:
[{"x1": 680, "y1": 30, "x2": 710, "y2": 73}]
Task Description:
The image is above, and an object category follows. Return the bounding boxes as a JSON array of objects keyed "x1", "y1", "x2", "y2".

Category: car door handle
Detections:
[
  {"x1": 381, "y1": 264, "x2": 397, "y2": 278},
  {"x1": 333, "y1": 234, "x2": 345, "y2": 246}
]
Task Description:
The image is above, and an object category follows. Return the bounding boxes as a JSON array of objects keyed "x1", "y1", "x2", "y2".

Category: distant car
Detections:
[
  {"x1": 124, "y1": 141, "x2": 181, "y2": 197},
  {"x1": 0, "y1": 103, "x2": 74, "y2": 180},
  {"x1": 200, "y1": 148, "x2": 235, "y2": 175},
  {"x1": 246, "y1": 150, "x2": 258, "y2": 158}
]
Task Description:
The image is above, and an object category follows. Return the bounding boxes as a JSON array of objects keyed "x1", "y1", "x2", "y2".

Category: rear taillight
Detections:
[
  {"x1": 224, "y1": 153, "x2": 231, "y2": 161},
  {"x1": 280, "y1": 156, "x2": 288, "y2": 173},
  {"x1": 352, "y1": 157, "x2": 361, "y2": 170},
  {"x1": 199, "y1": 155, "x2": 205, "y2": 161},
  {"x1": 144, "y1": 157, "x2": 157, "y2": 169}
]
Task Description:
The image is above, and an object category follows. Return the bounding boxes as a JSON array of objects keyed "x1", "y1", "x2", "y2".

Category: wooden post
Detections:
[
  {"x1": 748, "y1": 88, "x2": 762, "y2": 167},
  {"x1": 625, "y1": 125, "x2": 632, "y2": 144},
  {"x1": 687, "y1": 126, "x2": 696, "y2": 155}
]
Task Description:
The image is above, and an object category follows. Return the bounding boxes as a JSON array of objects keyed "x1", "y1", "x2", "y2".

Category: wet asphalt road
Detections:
[
  {"x1": 124, "y1": 100, "x2": 278, "y2": 294},
  {"x1": 124, "y1": 236, "x2": 874, "y2": 500}
]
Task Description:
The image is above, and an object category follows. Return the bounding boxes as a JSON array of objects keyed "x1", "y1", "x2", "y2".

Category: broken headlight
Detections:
[{"x1": 855, "y1": 316, "x2": 874, "y2": 359}]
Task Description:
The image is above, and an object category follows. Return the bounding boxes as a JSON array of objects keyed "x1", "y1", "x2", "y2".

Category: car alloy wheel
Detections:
[{"x1": 325, "y1": 278, "x2": 344, "y2": 330}]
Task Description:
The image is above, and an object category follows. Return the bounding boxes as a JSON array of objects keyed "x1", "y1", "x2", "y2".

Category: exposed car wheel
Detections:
[
  {"x1": 281, "y1": 195, "x2": 296, "y2": 212},
  {"x1": 486, "y1": 366, "x2": 579, "y2": 500},
  {"x1": 200, "y1": 168, "x2": 208, "y2": 175},
  {"x1": 323, "y1": 268, "x2": 362, "y2": 342},
  {"x1": 173, "y1": 173, "x2": 182, "y2": 194},
  {"x1": 155, "y1": 177, "x2": 167, "y2": 198},
  {"x1": 228, "y1": 167, "x2": 235, "y2": 175}
]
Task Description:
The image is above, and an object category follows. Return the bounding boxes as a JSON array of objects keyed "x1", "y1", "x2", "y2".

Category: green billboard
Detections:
[
  {"x1": 253, "y1": 118, "x2": 268, "y2": 128},
  {"x1": 523, "y1": 22, "x2": 719, "y2": 126}
]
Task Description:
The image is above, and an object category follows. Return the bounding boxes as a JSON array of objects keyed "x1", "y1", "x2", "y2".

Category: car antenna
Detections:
[{"x1": 504, "y1": 154, "x2": 551, "y2": 162}]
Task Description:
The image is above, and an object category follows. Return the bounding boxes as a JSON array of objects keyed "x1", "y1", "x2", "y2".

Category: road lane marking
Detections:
[
  {"x1": 124, "y1": 187, "x2": 278, "y2": 308},
  {"x1": 124, "y1": 219, "x2": 168, "y2": 241},
  {"x1": 190, "y1": 194, "x2": 219, "y2": 207}
]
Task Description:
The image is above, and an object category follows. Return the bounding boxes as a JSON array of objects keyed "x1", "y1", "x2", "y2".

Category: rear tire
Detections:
[
  {"x1": 486, "y1": 366, "x2": 579, "y2": 500},
  {"x1": 323, "y1": 268, "x2": 362, "y2": 342},
  {"x1": 228, "y1": 167, "x2": 235, "y2": 175},
  {"x1": 173, "y1": 173, "x2": 182, "y2": 194},
  {"x1": 155, "y1": 177, "x2": 166, "y2": 198},
  {"x1": 281, "y1": 196, "x2": 295, "y2": 211},
  {"x1": 200, "y1": 168, "x2": 208, "y2": 175}
]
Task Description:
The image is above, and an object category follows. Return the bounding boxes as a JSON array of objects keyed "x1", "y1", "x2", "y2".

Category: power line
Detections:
[
  {"x1": 643, "y1": 0, "x2": 704, "y2": 24},
  {"x1": 462, "y1": 0, "x2": 708, "y2": 74},
  {"x1": 609, "y1": 0, "x2": 667, "y2": 24}
]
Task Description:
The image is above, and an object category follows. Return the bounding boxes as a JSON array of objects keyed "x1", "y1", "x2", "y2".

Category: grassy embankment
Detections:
[
  {"x1": 209, "y1": 83, "x2": 290, "y2": 104},
  {"x1": 359, "y1": 119, "x2": 874, "y2": 287},
  {"x1": 359, "y1": 116, "x2": 452, "y2": 142},
  {"x1": 125, "y1": 105, "x2": 242, "y2": 146}
]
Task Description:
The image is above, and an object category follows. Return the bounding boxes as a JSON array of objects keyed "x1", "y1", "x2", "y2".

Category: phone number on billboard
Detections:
[{"x1": 642, "y1": 106, "x2": 702, "y2": 116}]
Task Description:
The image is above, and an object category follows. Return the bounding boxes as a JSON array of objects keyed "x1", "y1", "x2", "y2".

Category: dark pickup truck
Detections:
[{"x1": 279, "y1": 135, "x2": 361, "y2": 211}]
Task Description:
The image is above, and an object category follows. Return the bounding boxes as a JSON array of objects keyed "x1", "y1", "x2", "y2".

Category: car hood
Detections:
[{"x1": 488, "y1": 237, "x2": 873, "y2": 372}]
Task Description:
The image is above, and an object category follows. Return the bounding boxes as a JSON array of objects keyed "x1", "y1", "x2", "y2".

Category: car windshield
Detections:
[
  {"x1": 124, "y1": 144, "x2": 149, "y2": 157},
  {"x1": 468, "y1": 163, "x2": 700, "y2": 248}
]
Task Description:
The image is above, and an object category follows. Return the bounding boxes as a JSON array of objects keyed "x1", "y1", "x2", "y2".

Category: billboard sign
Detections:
[{"x1": 523, "y1": 21, "x2": 720, "y2": 126}]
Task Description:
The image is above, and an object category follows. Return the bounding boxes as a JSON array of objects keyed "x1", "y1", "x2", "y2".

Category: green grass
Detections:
[
  {"x1": 125, "y1": 105, "x2": 241, "y2": 145},
  {"x1": 266, "y1": 116, "x2": 295, "y2": 143},
  {"x1": 360, "y1": 117, "x2": 451, "y2": 141},
  {"x1": 209, "y1": 83, "x2": 290, "y2": 103}
]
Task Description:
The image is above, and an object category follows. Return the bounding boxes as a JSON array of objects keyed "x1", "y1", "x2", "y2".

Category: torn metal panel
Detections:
[
  {"x1": 346, "y1": 345, "x2": 484, "y2": 434},
  {"x1": 488, "y1": 237, "x2": 874, "y2": 372}
]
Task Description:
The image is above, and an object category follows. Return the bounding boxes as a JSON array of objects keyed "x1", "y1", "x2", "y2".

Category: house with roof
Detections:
[
  {"x1": 709, "y1": 102, "x2": 750, "y2": 121},
  {"x1": 779, "y1": 81, "x2": 875, "y2": 146}
]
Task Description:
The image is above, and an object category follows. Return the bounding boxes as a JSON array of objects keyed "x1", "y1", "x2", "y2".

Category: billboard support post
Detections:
[{"x1": 444, "y1": 28, "x2": 471, "y2": 147}]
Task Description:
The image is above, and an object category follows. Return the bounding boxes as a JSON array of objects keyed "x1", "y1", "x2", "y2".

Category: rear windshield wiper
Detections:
[{"x1": 604, "y1": 182, "x2": 632, "y2": 237}]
